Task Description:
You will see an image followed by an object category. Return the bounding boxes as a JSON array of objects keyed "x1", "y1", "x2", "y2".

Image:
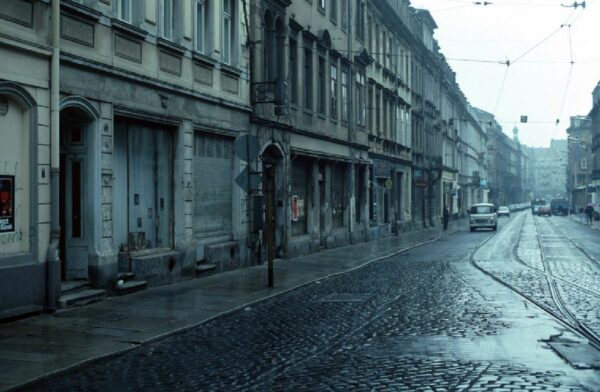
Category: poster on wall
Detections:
[
  {"x1": 0, "y1": 176, "x2": 15, "y2": 233},
  {"x1": 291, "y1": 195, "x2": 299, "y2": 222}
]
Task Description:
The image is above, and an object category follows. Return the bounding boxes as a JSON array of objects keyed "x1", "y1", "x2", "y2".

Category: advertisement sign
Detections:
[
  {"x1": 0, "y1": 176, "x2": 15, "y2": 233},
  {"x1": 291, "y1": 195, "x2": 306, "y2": 222},
  {"x1": 291, "y1": 195, "x2": 299, "y2": 222}
]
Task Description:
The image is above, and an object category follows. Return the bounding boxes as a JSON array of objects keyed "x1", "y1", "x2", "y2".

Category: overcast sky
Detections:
[{"x1": 409, "y1": 0, "x2": 600, "y2": 147}]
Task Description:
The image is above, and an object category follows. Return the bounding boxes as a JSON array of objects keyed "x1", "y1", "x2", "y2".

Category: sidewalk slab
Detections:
[{"x1": 0, "y1": 222, "x2": 462, "y2": 391}]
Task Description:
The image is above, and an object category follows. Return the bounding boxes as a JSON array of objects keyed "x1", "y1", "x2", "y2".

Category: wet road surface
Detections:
[{"x1": 22, "y1": 213, "x2": 600, "y2": 391}]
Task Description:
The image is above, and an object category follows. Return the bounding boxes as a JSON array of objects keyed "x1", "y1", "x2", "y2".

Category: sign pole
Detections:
[{"x1": 266, "y1": 166, "x2": 274, "y2": 288}]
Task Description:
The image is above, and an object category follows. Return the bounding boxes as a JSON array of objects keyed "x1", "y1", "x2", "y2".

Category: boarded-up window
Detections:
[
  {"x1": 113, "y1": 123, "x2": 173, "y2": 251},
  {"x1": 193, "y1": 132, "x2": 233, "y2": 238}
]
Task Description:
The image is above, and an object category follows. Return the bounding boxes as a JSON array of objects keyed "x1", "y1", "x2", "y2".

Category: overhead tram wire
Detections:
[
  {"x1": 492, "y1": 64, "x2": 510, "y2": 116},
  {"x1": 551, "y1": 24, "x2": 576, "y2": 141}
]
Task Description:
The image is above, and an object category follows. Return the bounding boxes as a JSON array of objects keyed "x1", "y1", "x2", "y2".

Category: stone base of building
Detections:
[{"x1": 0, "y1": 262, "x2": 45, "y2": 319}]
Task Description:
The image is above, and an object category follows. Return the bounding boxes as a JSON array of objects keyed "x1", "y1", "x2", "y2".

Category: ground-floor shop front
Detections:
[{"x1": 368, "y1": 156, "x2": 412, "y2": 238}]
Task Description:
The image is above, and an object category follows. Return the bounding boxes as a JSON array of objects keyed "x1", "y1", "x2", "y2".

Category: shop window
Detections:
[
  {"x1": 291, "y1": 160, "x2": 309, "y2": 236},
  {"x1": 0, "y1": 96, "x2": 30, "y2": 255},
  {"x1": 355, "y1": 166, "x2": 364, "y2": 223},
  {"x1": 193, "y1": 133, "x2": 233, "y2": 237},
  {"x1": 332, "y1": 164, "x2": 346, "y2": 228}
]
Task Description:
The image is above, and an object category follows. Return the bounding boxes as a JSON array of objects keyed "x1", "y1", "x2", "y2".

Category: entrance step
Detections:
[
  {"x1": 195, "y1": 262, "x2": 217, "y2": 276},
  {"x1": 115, "y1": 279, "x2": 147, "y2": 296},
  {"x1": 60, "y1": 280, "x2": 90, "y2": 294},
  {"x1": 116, "y1": 272, "x2": 135, "y2": 282},
  {"x1": 58, "y1": 289, "x2": 106, "y2": 309}
]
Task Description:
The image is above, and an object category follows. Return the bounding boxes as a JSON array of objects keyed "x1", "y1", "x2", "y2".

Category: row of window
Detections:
[
  {"x1": 309, "y1": 0, "x2": 365, "y2": 38},
  {"x1": 114, "y1": 0, "x2": 237, "y2": 65},
  {"x1": 367, "y1": 14, "x2": 410, "y2": 82},
  {"x1": 288, "y1": 37, "x2": 365, "y2": 126}
]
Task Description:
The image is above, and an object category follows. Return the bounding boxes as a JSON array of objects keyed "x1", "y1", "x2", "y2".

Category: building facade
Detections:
[
  {"x1": 589, "y1": 83, "x2": 600, "y2": 206},
  {"x1": 0, "y1": 0, "x2": 515, "y2": 319},
  {"x1": 527, "y1": 140, "x2": 568, "y2": 201},
  {"x1": 566, "y1": 115, "x2": 593, "y2": 211}
]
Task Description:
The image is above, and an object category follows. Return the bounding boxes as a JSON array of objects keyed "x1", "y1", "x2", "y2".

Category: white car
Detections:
[
  {"x1": 469, "y1": 203, "x2": 497, "y2": 232},
  {"x1": 497, "y1": 206, "x2": 510, "y2": 218}
]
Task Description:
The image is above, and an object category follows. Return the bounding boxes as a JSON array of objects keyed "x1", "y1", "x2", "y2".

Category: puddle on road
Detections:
[{"x1": 359, "y1": 326, "x2": 582, "y2": 374}]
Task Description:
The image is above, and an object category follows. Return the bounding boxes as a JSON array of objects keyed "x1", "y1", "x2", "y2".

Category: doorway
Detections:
[{"x1": 59, "y1": 107, "x2": 93, "y2": 280}]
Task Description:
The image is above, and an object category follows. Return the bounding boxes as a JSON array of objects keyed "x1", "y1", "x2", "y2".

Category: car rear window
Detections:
[{"x1": 470, "y1": 206, "x2": 493, "y2": 214}]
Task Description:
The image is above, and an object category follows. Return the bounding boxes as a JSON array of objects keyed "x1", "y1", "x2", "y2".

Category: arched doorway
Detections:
[{"x1": 59, "y1": 101, "x2": 99, "y2": 281}]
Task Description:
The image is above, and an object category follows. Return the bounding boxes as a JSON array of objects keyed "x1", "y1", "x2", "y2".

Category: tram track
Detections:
[
  {"x1": 515, "y1": 216, "x2": 600, "y2": 300},
  {"x1": 470, "y1": 212, "x2": 600, "y2": 352}
]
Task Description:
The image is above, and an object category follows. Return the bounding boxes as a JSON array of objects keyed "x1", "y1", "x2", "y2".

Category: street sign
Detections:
[
  {"x1": 235, "y1": 166, "x2": 261, "y2": 192},
  {"x1": 234, "y1": 134, "x2": 259, "y2": 162}
]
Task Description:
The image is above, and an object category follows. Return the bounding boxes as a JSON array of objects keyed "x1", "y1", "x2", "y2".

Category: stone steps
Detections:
[
  {"x1": 115, "y1": 279, "x2": 147, "y2": 296},
  {"x1": 195, "y1": 262, "x2": 217, "y2": 276},
  {"x1": 58, "y1": 289, "x2": 106, "y2": 309},
  {"x1": 115, "y1": 271, "x2": 147, "y2": 296}
]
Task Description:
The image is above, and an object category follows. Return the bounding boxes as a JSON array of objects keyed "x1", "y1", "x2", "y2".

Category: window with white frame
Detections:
[
  {"x1": 195, "y1": 0, "x2": 208, "y2": 53},
  {"x1": 330, "y1": 63, "x2": 338, "y2": 119},
  {"x1": 356, "y1": 68, "x2": 366, "y2": 126},
  {"x1": 341, "y1": 68, "x2": 348, "y2": 122},
  {"x1": 222, "y1": 0, "x2": 234, "y2": 64},
  {"x1": 161, "y1": 0, "x2": 177, "y2": 40},
  {"x1": 319, "y1": 0, "x2": 325, "y2": 11},
  {"x1": 114, "y1": 0, "x2": 132, "y2": 23}
]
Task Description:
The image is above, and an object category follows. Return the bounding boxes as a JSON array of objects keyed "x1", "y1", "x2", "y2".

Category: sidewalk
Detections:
[
  {"x1": 569, "y1": 213, "x2": 600, "y2": 229},
  {"x1": 0, "y1": 222, "x2": 463, "y2": 391}
]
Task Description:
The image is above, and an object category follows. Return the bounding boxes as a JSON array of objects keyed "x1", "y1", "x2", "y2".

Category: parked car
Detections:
[
  {"x1": 550, "y1": 198, "x2": 569, "y2": 215},
  {"x1": 497, "y1": 206, "x2": 510, "y2": 218},
  {"x1": 537, "y1": 204, "x2": 552, "y2": 216},
  {"x1": 469, "y1": 203, "x2": 497, "y2": 232}
]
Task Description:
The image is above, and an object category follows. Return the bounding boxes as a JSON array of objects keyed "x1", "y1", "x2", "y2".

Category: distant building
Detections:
[{"x1": 527, "y1": 140, "x2": 568, "y2": 201}]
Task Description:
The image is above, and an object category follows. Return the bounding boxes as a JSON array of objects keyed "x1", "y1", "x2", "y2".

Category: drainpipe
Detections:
[{"x1": 46, "y1": 0, "x2": 61, "y2": 311}]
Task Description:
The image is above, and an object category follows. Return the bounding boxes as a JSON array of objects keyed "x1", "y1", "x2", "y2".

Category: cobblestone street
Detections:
[{"x1": 20, "y1": 213, "x2": 600, "y2": 391}]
